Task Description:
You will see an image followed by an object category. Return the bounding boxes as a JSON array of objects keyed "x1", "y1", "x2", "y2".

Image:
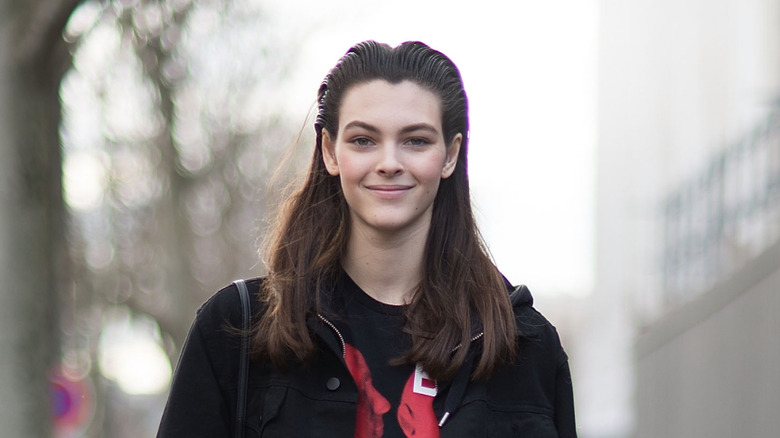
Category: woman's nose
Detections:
[{"x1": 376, "y1": 145, "x2": 404, "y2": 176}]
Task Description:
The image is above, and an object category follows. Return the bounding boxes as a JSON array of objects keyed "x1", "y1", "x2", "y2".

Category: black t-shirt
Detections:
[{"x1": 337, "y1": 274, "x2": 439, "y2": 438}]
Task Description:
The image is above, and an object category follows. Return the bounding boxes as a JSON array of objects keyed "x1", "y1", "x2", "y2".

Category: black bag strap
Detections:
[{"x1": 233, "y1": 279, "x2": 251, "y2": 438}]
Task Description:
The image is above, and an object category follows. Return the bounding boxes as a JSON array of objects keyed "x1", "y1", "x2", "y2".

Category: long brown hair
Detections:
[{"x1": 256, "y1": 41, "x2": 516, "y2": 380}]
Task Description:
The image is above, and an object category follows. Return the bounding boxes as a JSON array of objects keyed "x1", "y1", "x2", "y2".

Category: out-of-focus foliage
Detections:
[{"x1": 59, "y1": 0, "x2": 305, "y2": 435}]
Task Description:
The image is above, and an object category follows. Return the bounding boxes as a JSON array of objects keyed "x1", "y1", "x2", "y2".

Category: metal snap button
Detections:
[{"x1": 326, "y1": 377, "x2": 341, "y2": 391}]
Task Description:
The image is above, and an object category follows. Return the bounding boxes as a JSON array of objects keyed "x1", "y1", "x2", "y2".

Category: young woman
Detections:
[{"x1": 158, "y1": 40, "x2": 576, "y2": 437}]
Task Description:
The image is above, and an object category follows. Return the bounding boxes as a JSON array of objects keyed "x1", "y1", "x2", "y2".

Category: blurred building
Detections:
[{"x1": 589, "y1": 0, "x2": 780, "y2": 437}]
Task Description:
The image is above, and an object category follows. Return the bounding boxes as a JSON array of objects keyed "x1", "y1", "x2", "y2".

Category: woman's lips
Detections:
[{"x1": 365, "y1": 184, "x2": 413, "y2": 199}]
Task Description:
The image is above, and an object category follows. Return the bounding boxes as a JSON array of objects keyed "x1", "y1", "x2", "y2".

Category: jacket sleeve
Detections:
[
  {"x1": 554, "y1": 350, "x2": 577, "y2": 437},
  {"x1": 157, "y1": 297, "x2": 234, "y2": 437}
]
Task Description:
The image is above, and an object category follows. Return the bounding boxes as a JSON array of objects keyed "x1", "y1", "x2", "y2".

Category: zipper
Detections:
[
  {"x1": 451, "y1": 331, "x2": 484, "y2": 353},
  {"x1": 317, "y1": 313, "x2": 346, "y2": 358}
]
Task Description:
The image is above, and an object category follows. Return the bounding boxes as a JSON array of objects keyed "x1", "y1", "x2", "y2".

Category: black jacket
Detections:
[{"x1": 158, "y1": 278, "x2": 577, "y2": 437}]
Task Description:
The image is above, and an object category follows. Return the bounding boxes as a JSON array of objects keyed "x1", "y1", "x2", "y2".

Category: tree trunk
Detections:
[{"x1": 0, "y1": 0, "x2": 79, "y2": 435}]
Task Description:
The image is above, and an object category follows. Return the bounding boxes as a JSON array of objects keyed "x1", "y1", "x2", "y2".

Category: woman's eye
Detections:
[
  {"x1": 353, "y1": 137, "x2": 373, "y2": 147},
  {"x1": 406, "y1": 137, "x2": 429, "y2": 147}
]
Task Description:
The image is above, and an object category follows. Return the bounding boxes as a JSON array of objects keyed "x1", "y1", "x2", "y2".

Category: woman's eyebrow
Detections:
[
  {"x1": 399, "y1": 123, "x2": 439, "y2": 135},
  {"x1": 343, "y1": 120, "x2": 380, "y2": 133}
]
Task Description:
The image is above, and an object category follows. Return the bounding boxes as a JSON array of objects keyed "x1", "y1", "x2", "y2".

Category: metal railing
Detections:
[{"x1": 662, "y1": 107, "x2": 780, "y2": 305}]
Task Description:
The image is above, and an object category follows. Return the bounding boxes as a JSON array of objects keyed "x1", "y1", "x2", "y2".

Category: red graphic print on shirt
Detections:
[
  {"x1": 345, "y1": 343, "x2": 391, "y2": 438},
  {"x1": 344, "y1": 343, "x2": 439, "y2": 438},
  {"x1": 398, "y1": 370, "x2": 440, "y2": 437}
]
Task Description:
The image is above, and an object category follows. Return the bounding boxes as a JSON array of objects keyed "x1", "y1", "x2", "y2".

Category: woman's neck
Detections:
[{"x1": 342, "y1": 222, "x2": 429, "y2": 306}]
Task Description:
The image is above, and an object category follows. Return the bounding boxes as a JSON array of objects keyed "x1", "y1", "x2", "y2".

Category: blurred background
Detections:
[{"x1": 1, "y1": 0, "x2": 778, "y2": 436}]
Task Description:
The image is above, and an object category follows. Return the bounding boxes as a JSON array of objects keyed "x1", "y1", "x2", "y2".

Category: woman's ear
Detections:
[
  {"x1": 321, "y1": 129, "x2": 340, "y2": 176},
  {"x1": 441, "y1": 133, "x2": 462, "y2": 179}
]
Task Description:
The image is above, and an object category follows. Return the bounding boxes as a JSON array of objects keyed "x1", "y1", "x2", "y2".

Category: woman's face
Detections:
[{"x1": 322, "y1": 80, "x2": 461, "y2": 237}]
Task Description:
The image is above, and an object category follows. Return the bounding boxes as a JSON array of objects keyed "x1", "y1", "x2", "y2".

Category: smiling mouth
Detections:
[{"x1": 365, "y1": 185, "x2": 413, "y2": 199}]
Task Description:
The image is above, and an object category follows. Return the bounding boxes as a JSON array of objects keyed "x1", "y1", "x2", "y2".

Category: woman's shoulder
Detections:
[{"x1": 508, "y1": 284, "x2": 567, "y2": 361}]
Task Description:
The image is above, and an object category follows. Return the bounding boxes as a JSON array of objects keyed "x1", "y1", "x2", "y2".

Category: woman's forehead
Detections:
[{"x1": 337, "y1": 80, "x2": 443, "y2": 132}]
